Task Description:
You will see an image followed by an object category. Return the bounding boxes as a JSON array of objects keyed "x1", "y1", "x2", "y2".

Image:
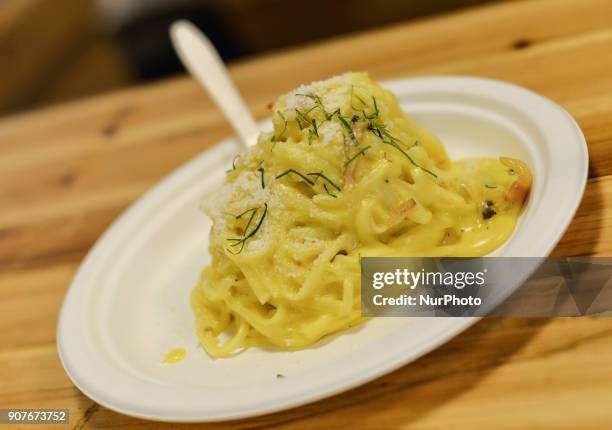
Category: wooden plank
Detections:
[
  {"x1": 1, "y1": 3, "x2": 611, "y2": 177},
  {"x1": 0, "y1": 263, "x2": 76, "y2": 348},
  {"x1": 2, "y1": 30, "x2": 612, "y2": 267},
  {"x1": 2, "y1": 318, "x2": 611, "y2": 429},
  {"x1": 553, "y1": 176, "x2": 612, "y2": 256},
  {"x1": 227, "y1": 0, "x2": 612, "y2": 100}
]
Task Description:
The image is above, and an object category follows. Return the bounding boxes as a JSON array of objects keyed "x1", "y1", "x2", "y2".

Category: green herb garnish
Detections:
[
  {"x1": 369, "y1": 122, "x2": 437, "y2": 178},
  {"x1": 367, "y1": 96, "x2": 379, "y2": 119},
  {"x1": 257, "y1": 163, "x2": 265, "y2": 189},
  {"x1": 313, "y1": 95, "x2": 332, "y2": 120},
  {"x1": 323, "y1": 183, "x2": 337, "y2": 198},
  {"x1": 293, "y1": 90, "x2": 434, "y2": 179},
  {"x1": 383, "y1": 139, "x2": 438, "y2": 178},
  {"x1": 295, "y1": 93, "x2": 332, "y2": 120},
  {"x1": 311, "y1": 118, "x2": 319, "y2": 137},
  {"x1": 350, "y1": 88, "x2": 378, "y2": 120},
  {"x1": 233, "y1": 207, "x2": 257, "y2": 220},
  {"x1": 276, "y1": 169, "x2": 342, "y2": 196},
  {"x1": 307, "y1": 172, "x2": 341, "y2": 192},
  {"x1": 295, "y1": 108, "x2": 310, "y2": 129},
  {"x1": 275, "y1": 169, "x2": 315, "y2": 186},
  {"x1": 369, "y1": 122, "x2": 397, "y2": 143},
  {"x1": 233, "y1": 207, "x2": 258, "y2": 237},
  {"x1": 270, "y1": 111, "x2": 287, "y2": 148},
  {"x1": 344, "y1": 145, "x2": 371, "y2": 166},
  {"x1": 337, "y1": 113, "x2": 358, "y2": 146},
  {"x1": 226, "y1": 155, "x2": 241, "y2": 173},
  {"x1": 226, "y1": 204, "x2": 268, "y2": 254},
  {"x1": 294, "y1": 107, "x2": 320, "y2": 145}
]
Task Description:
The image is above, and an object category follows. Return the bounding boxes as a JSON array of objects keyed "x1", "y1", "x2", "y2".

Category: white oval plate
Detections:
[{"x1": 58, "y1": 77, "x2": 588, "y2": 422}]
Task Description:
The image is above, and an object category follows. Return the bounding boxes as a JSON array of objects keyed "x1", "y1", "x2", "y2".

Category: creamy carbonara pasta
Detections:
[{"x1": 192, "y1": 73, "x2": 532, "y2": 357}]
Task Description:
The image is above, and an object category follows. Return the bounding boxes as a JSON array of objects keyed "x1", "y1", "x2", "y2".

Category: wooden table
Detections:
[{"x1": 2, "y1": 0, "x2": 612, "y2": 428}]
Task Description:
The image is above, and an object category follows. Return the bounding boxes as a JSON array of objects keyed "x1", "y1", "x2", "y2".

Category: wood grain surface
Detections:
[{"x1": 1, "y1": 0, "x2": 612, "y2": 428}]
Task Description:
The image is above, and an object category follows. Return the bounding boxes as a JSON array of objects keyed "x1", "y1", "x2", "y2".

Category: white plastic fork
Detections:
[{"x1": 170, "y1": 20, "x2": 259, "y2": 148}]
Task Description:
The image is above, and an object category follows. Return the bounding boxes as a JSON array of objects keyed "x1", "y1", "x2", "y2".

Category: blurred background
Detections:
[{"x1": 0, "y1": 0, "x2": 500, "y2": 116}]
